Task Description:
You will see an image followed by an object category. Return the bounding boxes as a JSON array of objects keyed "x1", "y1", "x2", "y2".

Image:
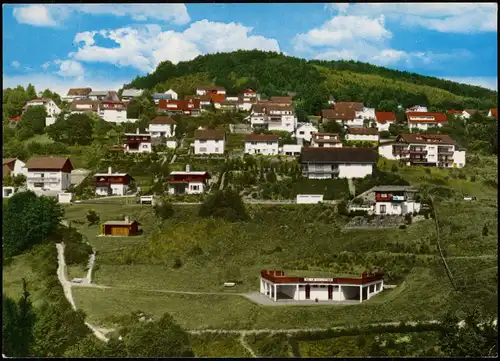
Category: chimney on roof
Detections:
[
  {"x1": 185, "y1": 164, "x2": 190, "y2": 173},
  {"x1": 108, "y1": 166, "x2": 112, "y2": 175},
  {"x1": 136, "y1": 128, "x2": 140, "y2": 134}
]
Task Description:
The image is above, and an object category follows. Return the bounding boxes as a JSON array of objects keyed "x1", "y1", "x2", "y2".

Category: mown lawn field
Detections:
[{"x1": 190, "y1": 333, "x2": 251, "y2": 357}]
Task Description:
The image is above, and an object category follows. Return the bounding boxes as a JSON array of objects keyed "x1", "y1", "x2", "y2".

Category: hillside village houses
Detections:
[
  {"x1": 250, "y1": 103, "x2": 297, "y2": 132},
  {"x1": 167, "y1": 165, "x2": 211, "y2": 195},
  {"x1": 406, "y1": 112, "x2": 448, "y2": 131},
  {"x1": 193, "y1": 129, "x2": 226, "y2": 155},
  {"x1": 310, "y1": 132, "x2": 342, "y2": 148},
  {"x1": 94, "y1": 167, "x2": 134, "y2": 196},
  {"x1": 244, "y1": 133, "x2": 280, "y2": 155},
  {"x1": 374, "y1": 111, "x2": 396, "y2": 132},
  {"x1": 321, "y1": 102, "x2": 375, "y2": 128},
  {"x1": 295, "y1": 123, "x2": 319, "y2": 142},
  {"x1": 196, "y1": 85, "x2": 226, "y2": 96},
  {"x1": 301, "y1": 147, "x2": 377, "y2": 179},
  {"x1": 62, "y1": 88, "x2": 92, "y2": 102},
  {"x1": 123, "y1": 128, "x2": 152, "y2": 153},
  {"x1": 348, "y1": 186, "x2": 421, "y2": 216},
  {"x1": 147, "y1": 116, "x2": 177, "y2": 139},
  {"x1": 69, "y1": 99, "x2": 100, "y2": 114},
  {"x1": 345, "y1": 127, "x2": 379, "y2": 142},
  {"x1": 89, "y1": 90, "x2": 120, "y2": 102},
  {"x1": 157, "y1": 99, "x2": 201, "y2": 117},
  {"x1": 120, "y1": 88, "x2": 144, "y2": 102},
  {"x1": 378, "y1": 133, "x2": 466, "y2": 168},
  {"x1": 24, "y1": 156, "x2": 74, "y2": 192},
  {"x1": 98, "y1": 101, "x2": 128, "y2": 123},
  {"x1": 23, "y1": 98, "x2": 61, "y2": 126},
  {"x1": 406, "y1": 105, "x2": 428, "y2": 112},
  {"x1": 3, "y1": 158, "x2": 27, "y2": 178}
]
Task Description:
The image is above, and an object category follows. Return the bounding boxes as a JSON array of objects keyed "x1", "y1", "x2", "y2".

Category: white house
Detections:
[
  {"x1": 406, "y1": 112, "x2": 448, "y2": 131},
  {"x1": 167, "y1": 165, "x2": 210, "y2": 195},
  {"x1": 196, "y1": 85, "x2": 226, "y2": 96},
  {"x1": 310, "y1": 132, "x2": 342, "y2": 148},
  {"x1": 259, "y1": 269, "x2": 384, "y2": 303},
  {"x1": 23, "y1": 98, "x2": 61, "y2": 126},
  {"x1": 123, "y1": 128, "x2": 152, "y2": 153},
  {"x1": 372, "y1": 186, "x2": 421, "y2": 216},
  {"x1": 63, "y1": 88, "x2": 92, "y2": 103},
  {"x1": 193, "y1": 129, "x2": 226, "y2": 155},
  {"x1": 94, "y1": 167, "x2": 134, "y2": 196},
  {"x1": 375, "y1": 111, "x2": 396, "y2": 132},
  {"x1": 164, "y1": 89, "x2": 178, "y2": 100},
  {"x1": 378, "y1": 133, "x2": 466, "y2": 168},
  {"x1": 242, "y1": 88, "x2": 257, "y2": 98},
  {"x1": 121, "y1": 88, "x2": 143, "y2": 102},
  {"x1": 244, "y1": 133, "x2": 280, "y2": 155},
  {"x1": 345, "y1": 127, "x2": 379, "y2": 142},
  {"x1": 24, "y1": 156, "x2": 74, "y2": 192},
  {"x1": 301, "y1": 147, "x2": 377, "y2": 179},
  {"x1": 295, "y1": 123, "x2": 318, "y2": 142},
  {"x1": 3, "y1": 158, "x2": 27, "y2": 178},
  {"x1": 355, "y1": 107, "x2": 376, "y2": 121},
  {"x1": 406, "y1": 105, "x2": 428, "y2": 113},
  {"x1": 250, "y1": 104, "x2": 297, "y2": 133},
  {"x1": 281, "y1": 144, "x2": 302, "y2": 156},
  {"x1": 147, "y1": 116, "x2": 177, "y2": 139},
  {"x1": 98, "y1": 101, "x2": 128, "y2": 123},
  {"x1": 321, "y1": 108, "x2": 363, "y2": 128}
]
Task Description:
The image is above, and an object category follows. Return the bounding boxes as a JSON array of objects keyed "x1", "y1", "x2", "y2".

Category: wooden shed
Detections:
[{"x1": 101, "y1": 218, "x2": 140, "y2": 236}]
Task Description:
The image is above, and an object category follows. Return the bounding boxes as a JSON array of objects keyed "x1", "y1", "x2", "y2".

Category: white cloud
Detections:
[
  {"x1": 327, "y1": 3, "x2": 497, "y2": 33},
  {"x1": 11, "y1": 60, "x2": 20, "y2": 69},
  {"x1": 69, "y1": 21, "x2": 280, "y2": 73},
  {"x1": 12, "y1": 4, "x2": 190, "y2": 27},
  {"x1": 442, "y1": 76, "x2": 498, "y2": 91},
  {"x1": 41, "y1": 62, "x2": 52, "y2": 71},
  {"x1": 3, "y1": 73, "x2": 129, "y2": 97},
  {"x1": 54, "y1": 60, "x2": 85, "y2": 77}
]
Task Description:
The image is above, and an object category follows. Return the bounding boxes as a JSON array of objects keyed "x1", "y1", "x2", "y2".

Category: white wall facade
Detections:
[
  {"x1": 100, "y1": 109, "x2": 128, "y2": 123},
  {"x1": 375, "y1": 201, "x2": 421, "y2": 215},
  {"x1": 148, "y1": 124, "x2": 176, "y2": 138},
  {"x1": 239, "y1": 102, "x2": 253, "y2": 111},
  {"x1": 11, "y1": 159, "x2": 27, "y2": 177},
  {"x1": 281, "y1": 144, "x2": 302, "y2": 156},
  {"x1": 453, "y1": 150, "x2": 466, "y2": 168},
  {"x1": 376, "y1": 121, "x2": 393, "y2": 132},
  {"x1": 194, "y1": 139, "x2": 225, "y2": 155},
  {"x1": 95, "y1": 183, "x2": 128, "y2": 196},
  {"x1": 295, "y1": 124, "x2": 318, "y2": 142},
  {"x1": 378, "y1": 144, "x2": 399, "y2": 160},
  {"x1": 164, "y1": 89, "x2": 178, "y2": 100},
  {"x1": 345, "y1": 134, "x2": 379, "y2": 142},
  {"x1": 244, "y1": 141, "x2": 279, "y2": 155},
  {"x1": 124, "y1": 142, "x2": 152, "y2": 153},
  {"x1": 296, "y1": 194, "x2": 324, "y2": 204},
  {"x1": 26, "y1": 170, "x2": 71, "y2": 192},
  {"x1": 168, "y1": 181, "x2": 206, "y2": 194},
  {"x1": 335, "y1": 118, "x2": 364, "y2": 127},
  {"x1": 356, "y1": 107, "x2": 375, "y2": 120},
  {"x1": 166, "y1": 140, "x2": 177, "y2": 149},
  {"x1": 338, "y1": 164, "x2": 373, "y2": 179}
]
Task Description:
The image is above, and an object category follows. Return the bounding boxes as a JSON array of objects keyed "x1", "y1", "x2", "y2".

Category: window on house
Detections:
[
  {"x1": 215, "y1": 148, "x2": 219, "y2": 152},
  {"x1": 199, "y1": 140, "x2": 206, "y2": 143},
  {"x1": 392, "y1": 203, "x2": 398, "y2": 209},
  {"x1": 142, "y1": 145, "x2": 148, "y2": 148},
  {"x1": 266, "y1": 142, "x2": 273, "y2": 145},
  {"x1": 380, "y1": 205, "x2": 387, "y2": 214},
  {"x1": 199, "y1": 147, "x2": 207, "y2": 153},
  {"x1": 299, "y1": 131, "x2": 304, "y2": 135},
  {"x1": 191, "y1": 185, "x2": 199, "y2": 191},
  {"x1": 34, "y1": 183, "x2": 44, "y2": 188}
]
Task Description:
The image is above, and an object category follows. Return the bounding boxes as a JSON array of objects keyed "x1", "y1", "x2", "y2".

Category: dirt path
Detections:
[
  {"x1": 55, "y1": 243, "x2": 110, "y2": 342},
  {"x1": 347, "y1": 179, "x2": 356, "y2": 196},
  {"x1": 219, "y1": 172, "x2": 226, "y2": 190},
  {"x1": 239, "y1": 333, "x2": 257, "y2": 358}
]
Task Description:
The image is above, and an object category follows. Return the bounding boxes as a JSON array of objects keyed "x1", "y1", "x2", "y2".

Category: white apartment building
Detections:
[
  {"x1": 94, "y1": 167, "x2": 134, "y2": 196},
  {"x1": 147, "y1": 116, "x2": 176, "y2": 139},
  {"x1": 23, "y1": 98, "x2": 61, "y2": 126},
  {"x1": 310, "y1": 132, "x2": 342, "y2": 148},
  {"x1": 244, "y1": 133, "x2": 280, "y2": 155},
  {"x1": 375, "y1": 111, "x2": 396, "y2": 132},
  {"x1": 24, "y1": 156, "x2": 73, "y2": 192},
  {"x1": 378, "y1": 133, "x2": 466, "y2": 168},
  {"x1": 250, "y1": 104, "x2": 297, "y2": 133},
  {"x1": 123, "y1": 128, "x2": 152, "y2": 153},
  {"x1": 295, "y1": 123, "x2": 318, "y2": 142},
  {"x1": 193, "y1": 129, "x2": 226, "y2": 155},
  {"x1": 99, "y1": 101, "x2": 128, "y2": 123},
  {"x1": 406, "y1": 112, "x2": 448, "y2": 131},
  {"x1": 301, "y1": 147, "x2": 377, "y2": 179},
  {"x1": 281, "y1": 144, "x2": 302, "y2": 156},
  {"x1": 345, "y1": 127, "x2": 379, "y2": 142}
]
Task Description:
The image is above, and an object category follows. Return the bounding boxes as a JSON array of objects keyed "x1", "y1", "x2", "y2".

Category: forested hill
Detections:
[{"x1": 126, "y1": 50, "x2": 497, "y2": 115}]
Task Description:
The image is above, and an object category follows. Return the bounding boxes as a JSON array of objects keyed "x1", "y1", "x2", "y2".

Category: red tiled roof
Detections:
[
  {"x1": 347, "y1": 127, "x2": 379, "y2": 135},
  {"x1": 490, "y1": 108, "x2": 498, "y2": 119},
  {"x1": 446, "y1": 110, "x2": 463, "y2": 115},
  {"x1": 397, "y1": 133, "x2": 456, "y2": 145},
  {"x1": 322, "y1": 108, "x2": 356, "y2": 120},
  {"x1": 194, "y1": 129, "x2": 225, "y2": 141},
  {"x1": 25, "y1": 156, "x2": 73, "y2": 171},
  {"x1": 406, "y1": 112, "x2": 447, "y2": 123},
  {"x1": 334, "y1": 102, "x2": 364, "y2": 112},
  {"x1": 245, "y1": 133, "x2": 280, "y2": 142},
  {"x1": 9, "y1": 116, "x2": 21, "y2": 121},
  {"x1": 158, "y1": 99, "x2": 201, "y2": 110},
  {"x1": 210, "y1": 94, "x2": 226, "y2": 103},
  {"x1": 67, "y1": 88, "x2": 92, "y2": 96},
  {"x1": 150, "y1": 116, "x2": 176, "y2": 125},
  {"x1": 375, "y1": 111, "x2": 396, "y2": 124}
]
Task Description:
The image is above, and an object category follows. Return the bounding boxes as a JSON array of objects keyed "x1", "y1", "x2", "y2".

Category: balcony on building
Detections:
[{"x1": 409, "y1": 147, "x2": 428, "y2": 154}]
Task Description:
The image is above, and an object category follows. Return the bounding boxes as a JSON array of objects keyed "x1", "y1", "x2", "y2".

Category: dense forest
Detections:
[{"x1": 126, "y1": 50, "x2": 497, "y2": 115}]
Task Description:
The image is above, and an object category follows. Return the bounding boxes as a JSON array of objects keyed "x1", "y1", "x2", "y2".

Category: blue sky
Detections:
[{"x1": 3, "y1": 3, "x2": 498, "y2": 95}]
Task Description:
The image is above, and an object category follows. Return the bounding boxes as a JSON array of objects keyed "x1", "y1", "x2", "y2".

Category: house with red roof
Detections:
[
  {"x1": 406, "y1": 112, "x2": 447, "y2": 131},
  {"x1": 375, "y1": 111, "x2": 396, "y2": 132},
  {"x1": 157, "y1": 99, "x2": 201, "y2": 117}
]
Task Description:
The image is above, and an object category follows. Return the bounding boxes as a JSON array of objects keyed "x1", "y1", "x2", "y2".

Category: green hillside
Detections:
[{"x1": 126, "y1": 50, "x2": 497, "y2": 115}]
